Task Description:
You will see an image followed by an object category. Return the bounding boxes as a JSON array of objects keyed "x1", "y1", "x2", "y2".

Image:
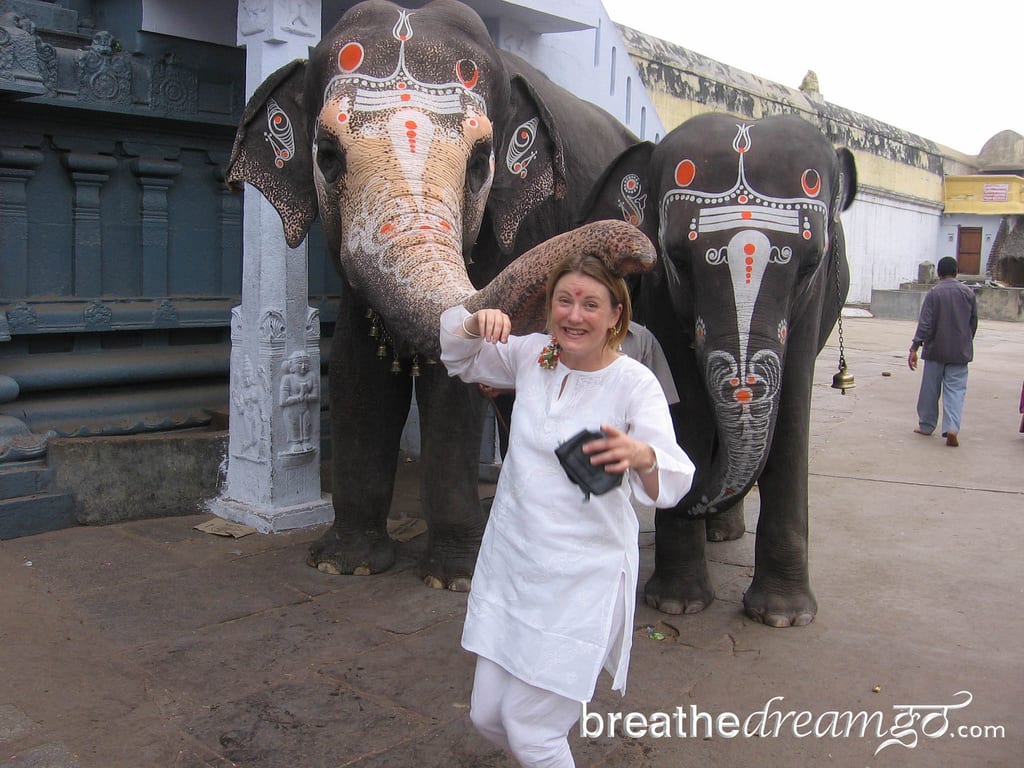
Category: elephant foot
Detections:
[
  {"x1": 418, "y1": 536, "x2": 479, "y2": 592},
  {"x1": 306, "y1": 526, "x2": 396, "y2": 576},
  {"x1": 644, "y1": 566, "x2": 715, "y2": 615},
  {"x1": 742, "y1": 580, "x2": 817, "y2": 627},
  {"x1": 706, "y1": 506, "x2": 746, "y2": 542}
]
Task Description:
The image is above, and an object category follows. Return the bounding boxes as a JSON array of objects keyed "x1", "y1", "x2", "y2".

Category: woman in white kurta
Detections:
[{"x1": 440, "y1": 253, "x2": 695, "y2": 767}]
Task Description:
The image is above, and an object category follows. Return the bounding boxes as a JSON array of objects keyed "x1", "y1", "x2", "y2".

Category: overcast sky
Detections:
[{"x1": 600, "y1": 0, "x2": 1018, "y2": 154}]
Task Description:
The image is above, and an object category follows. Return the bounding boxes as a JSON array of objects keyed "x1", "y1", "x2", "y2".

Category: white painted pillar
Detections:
[{"x1": 209, "y1": 0, "x2": 332, "y2": 532}]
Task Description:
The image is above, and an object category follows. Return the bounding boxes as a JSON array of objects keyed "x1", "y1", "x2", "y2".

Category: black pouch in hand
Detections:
[{"x1": 554, "y1": 429, "x2": 623, "y2": 501}]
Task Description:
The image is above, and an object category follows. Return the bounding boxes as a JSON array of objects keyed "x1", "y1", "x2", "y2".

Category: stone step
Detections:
[
  {"x1": 0, "y1": 459, "x2": 53, "y2": 500},
  {"x1": 0, "y1": 492, "x2": 76, "y2": 540}
]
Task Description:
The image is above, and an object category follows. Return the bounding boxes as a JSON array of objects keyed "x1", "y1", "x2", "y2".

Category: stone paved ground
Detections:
[{"x1": 1, "y1": 317, "x2": 1022, "y2": 767}]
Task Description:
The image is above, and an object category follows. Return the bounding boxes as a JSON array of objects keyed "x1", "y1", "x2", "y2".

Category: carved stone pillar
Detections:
[
  {"x1": 0, "y1": 147, "x2": 44, "y2": 297},
  {"x1": 62, "y1": 152, "x2": 118, "y2": 297},
  {"x1": 208, "y1": 0, "x2": 329, "y2": 532}
]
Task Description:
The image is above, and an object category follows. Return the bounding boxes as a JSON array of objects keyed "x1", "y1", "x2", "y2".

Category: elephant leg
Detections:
[
  {"x1": 644, "y1": 509, "x2": 714, "y2": 615},
  {"x1": 307, "y1": 302, "x2": 411, "y2": 576},
  {"x1": 742, "y1": 360, "x2": 817, "y2": 627},
  {"x1": 706, "y1": 499, "x2": 746, "y2": 542},
  {"x1": 414, "y1": 362, "x2": 488, "y2": 592}
]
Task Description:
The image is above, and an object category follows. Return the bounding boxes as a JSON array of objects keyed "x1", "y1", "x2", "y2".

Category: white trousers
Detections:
[
  {"x1": 470, "y1": 656, "x2": 580, "y2": 768},
  {"x1": 469, "y1": 576, "x2": 628, "y2": 768}
]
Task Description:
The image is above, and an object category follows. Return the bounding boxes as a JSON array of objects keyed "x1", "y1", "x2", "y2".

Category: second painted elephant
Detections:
[
  {"x1": 585, "y1": 113, "x2": 857, "y2": 626},
  {"x1": 226, "y1": 0, "x2": 651, "y2": 588}
]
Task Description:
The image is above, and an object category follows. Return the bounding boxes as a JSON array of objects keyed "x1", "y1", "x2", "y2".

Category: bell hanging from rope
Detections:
[{"x1": 831, "y1": 360, "x2": 855, "y2": 394}]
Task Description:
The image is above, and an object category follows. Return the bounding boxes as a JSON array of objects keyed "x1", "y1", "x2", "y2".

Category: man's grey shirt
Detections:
[{"x1": 912, "y1": 279, "x2": 978, "y2": 363}]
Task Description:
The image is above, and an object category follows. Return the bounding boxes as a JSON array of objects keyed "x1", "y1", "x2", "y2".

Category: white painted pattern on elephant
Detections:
[
  {"x1": 264, "y1": 98, "x2": 294, "y2": 168},
  {"x1": 386, "y1": 108, "x2": 434, "y2": 201},
  {"x1": 659, "y1": 122, "x2": 823, "y2": 515},
  {"x1": 345, "y1": 184, "x2": 465, "y2": 292},
  {"x1": 660, "y1": 123, "x2": 827, "y2": 241},
  {"x1": 323, "y1": 10, "x2": 487, "y2": 118},
  {"x1": 617, "y1": 174, "x2": 646, "y2": 227},
  {"x1": 506, "y1": 117, "x2": 539, "y2": 178},
  {"x1": 692, "y1": 346, "x2": 782, "y2": 515}
]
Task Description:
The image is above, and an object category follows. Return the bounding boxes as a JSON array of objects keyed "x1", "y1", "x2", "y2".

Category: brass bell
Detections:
[
  {"x1": 831, "y1": 362, "x2": 855, "y2": 394},
  {"x1": 376, "y1": 342, "x2": 388, "y2": 358},
  {"x1": 410, "y1": 355, "x2": 421, "y2": 377},
  {"x1": 390, "y1": 358, "x2": 402, "y2": 374}
]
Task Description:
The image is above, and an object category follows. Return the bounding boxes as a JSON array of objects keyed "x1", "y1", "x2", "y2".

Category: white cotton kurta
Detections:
[{"x1": 440, "y1": 305, "x2": 695, "y2": 702}]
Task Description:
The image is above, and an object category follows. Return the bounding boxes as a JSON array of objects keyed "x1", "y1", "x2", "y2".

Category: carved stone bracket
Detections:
[{"x1": 1, "y1": 11, "x2": 242, "y2": 124}]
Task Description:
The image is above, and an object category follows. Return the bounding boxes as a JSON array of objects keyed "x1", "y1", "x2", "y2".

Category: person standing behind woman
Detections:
[
  {"x1": 908, "y1": 256, "x2": 978, "y2": 447},
  {"x1": 439, "y1": 253, "x2": 695, "y2": 767}
]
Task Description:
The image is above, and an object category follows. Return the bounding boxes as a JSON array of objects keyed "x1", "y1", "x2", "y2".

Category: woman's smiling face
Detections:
[{"x1": 549, "y1": 271, "x2": 622, "y2": 371}]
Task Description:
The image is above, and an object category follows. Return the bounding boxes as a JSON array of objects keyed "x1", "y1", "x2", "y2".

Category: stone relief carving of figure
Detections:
[
  {"x1": 287, "y1": 0, "x2": 312, "y2": 29},
  {"x1": 278, "y1": 351, "x2": 317, "y2": 454},
  {"x1": 232, "y1": 356, "x2": 264, "y2": 459},
  {"x1": 238, "y1": 0, "x2": 271, "y2": 36}
]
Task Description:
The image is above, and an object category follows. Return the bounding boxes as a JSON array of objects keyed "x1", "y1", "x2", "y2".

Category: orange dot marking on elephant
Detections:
[
  {"x1": 730, "y1": 378, "x2": 740, "y2": 387},
  {"x1": 738, "y1": 194, "x2": 748, "y2": 203},
  {"x1": 744, "y1": 244, "x2": 755, "y2": 256},
  {"x1": 675, "y1": 159, "x2": 696, "y2": 187},
  {"x1": 401, "y1": 94, "x2": 411, "y2": 102},
  {"x1": 688, "y1": 231, "x2": 698, "y2": 241},
  {"x1": 338, "y1": 43, "x2": 364, "y2": 73},
  {"x1": 741, "y1": 211, "x2": 752, "y2": 220},
  {"x1": 747, "y1": 376, "x2": 757, "y2": 384},
  {"x1": 380, "y1": 223, "x2": 394, "y2": 236},
  {"x1": 337, "y1": 112, "x2": 348, "y2": 123},
  {"x1": 456, "y1": 60, "x2": 480, "y2": 90},
  {"x1": 803, "y1": 230, "x2": 812, "y2": 240},
  {"x1": 441, "y1": 221, "x2": 452, "y2": 230},
  {"x1": 801, "y1": 169, "x2": 821, "y2": 197},
  {"x1": 735, "y1": 388, "x2": 753, "y2": 403}
]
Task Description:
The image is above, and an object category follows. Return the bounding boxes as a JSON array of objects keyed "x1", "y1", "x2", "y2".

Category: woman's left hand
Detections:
[{"x1": 583, "y1": 424, "x2": 656, "y2": 475}]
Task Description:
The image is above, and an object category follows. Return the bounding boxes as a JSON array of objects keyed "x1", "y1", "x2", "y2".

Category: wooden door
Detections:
[{"x1": 956, "y1": 227, "x2": 982, "y2": 275}]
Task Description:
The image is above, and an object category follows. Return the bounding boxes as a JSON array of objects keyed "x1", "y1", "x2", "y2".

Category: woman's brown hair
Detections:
[{"x1": 544, "y1": 253, "x2": 632, "y2": 350}]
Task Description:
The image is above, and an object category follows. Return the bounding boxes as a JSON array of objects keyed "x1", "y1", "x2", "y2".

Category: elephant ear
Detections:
[
  {"x1": 578, "y1": 141, "x2": 657, "y2": 244},
  {"x1": 833, "y1": 148, "x2": 858, "y2": 215},
  {"x1": 226, "y1": 59, "x2": 316, "y2": 248},
  {"x1": 487, "y1": 73, "x2": 568, "y2": 255}
]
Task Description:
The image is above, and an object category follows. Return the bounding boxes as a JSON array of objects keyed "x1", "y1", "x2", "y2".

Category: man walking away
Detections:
[{"x1": 908, "y1": 256, "x2": 978, "y2": 447}]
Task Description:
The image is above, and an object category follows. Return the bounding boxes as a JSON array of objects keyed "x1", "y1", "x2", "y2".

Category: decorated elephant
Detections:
[
  {"x1": 584, "y1": 113, "x2": 857, "y2": 626},
  {"x1": 226, "y1": 0, "x2": 651, "y2": 588}
]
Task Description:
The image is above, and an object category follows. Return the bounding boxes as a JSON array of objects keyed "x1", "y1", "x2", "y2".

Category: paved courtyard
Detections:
[{"x1": 1, "y1": 316, "x2": 1022, "y2": 767}]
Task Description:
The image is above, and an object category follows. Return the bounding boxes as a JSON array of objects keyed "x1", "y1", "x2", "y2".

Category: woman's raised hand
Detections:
[{"x1": 469, "y1": 309, "x2": 512, "y2": 344}]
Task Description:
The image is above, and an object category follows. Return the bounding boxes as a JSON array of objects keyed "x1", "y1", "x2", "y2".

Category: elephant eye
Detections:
[
  {"x1": 466, "y1": 141, "x2": 492, "y2": 196},
  {"x1": 315, "y1": 137, "x2": 346, "y2": 184}
]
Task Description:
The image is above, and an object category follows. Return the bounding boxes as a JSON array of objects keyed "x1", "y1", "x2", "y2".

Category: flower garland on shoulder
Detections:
[{"x1": 537, "y1": 337, "x2": 560, "y2": 369}]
